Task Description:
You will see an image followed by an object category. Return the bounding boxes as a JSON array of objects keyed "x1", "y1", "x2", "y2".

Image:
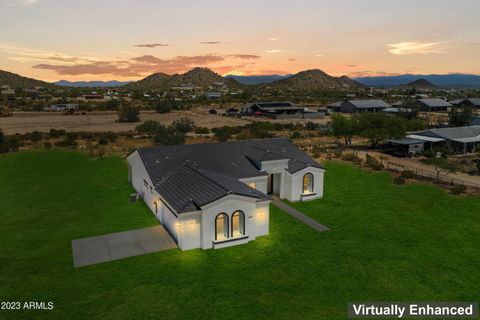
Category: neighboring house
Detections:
[
  {"x1": 383, "y1": 107, "x2": 413, "y2": 115},
  {"x1": 326, "y1": 101, "x2": 343, "y2": 112},
  {"x1": 127, "y1": 138, "x2": 325, "y2": 250},
  {"x1": 240, "y1": 102, "x2": 304, "y2": 115},
  {"x1": 406, "y1": 125, "x2": 480, "y2": 154},
  {"x1": 416, "y1": 99, "x2": 452, "y2": 112},
  {"x1": 43, "y1": 104, "x2": 78, "y2": 112},
  {"x1": 338, "y1": 100, "x2": 391, "y2": 113},
  {"x1": 450, "y1": 98, "x2": 480, "y2": 110}
]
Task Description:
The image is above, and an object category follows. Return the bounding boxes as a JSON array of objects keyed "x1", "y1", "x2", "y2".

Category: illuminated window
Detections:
[
  {"x1": 231, "y1": 211, "x2": 245, "y2": 237},
  {"x1": 303, "y1": 173, "x2": 314, "y2": 194},
  {"x1": 248, "y1": 182, "x2": 256, "y2": 189},
  {"x1": 154, "y1": 201, "x2": 158, "y2": 213},
  {"x1": 215, "y1": 213, "x2": 229, "y2": 241}
]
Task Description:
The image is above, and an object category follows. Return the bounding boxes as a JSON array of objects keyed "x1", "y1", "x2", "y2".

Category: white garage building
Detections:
[{"x1": 127, "y1": 138, "x2": 324, "y2": 250}]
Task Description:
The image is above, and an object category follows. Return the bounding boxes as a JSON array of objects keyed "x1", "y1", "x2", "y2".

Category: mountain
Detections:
[
  {"x1": 0, "y1": 70, "x2": 58, "y2": 89},
  {"x1": 226, "y1": 74, "x2": 291, "y2": 85},
  {"x1": 54, "y1": 80, "x2": 131, "y2": 87},
  {"x1": 265, "y1": 69, "x2": 365, "y2": 91},
  {"x1": 394, "y1": 78, "x2": 438, "y2": 90},
  {"x1": 355, "y1": 74, "x2": 480, "y2": 89},
  {"x1": 126, "y1": 67, "x2": 242, "y2": 90}
]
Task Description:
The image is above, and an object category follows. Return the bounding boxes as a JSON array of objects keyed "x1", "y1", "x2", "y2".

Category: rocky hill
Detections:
[
  {"x1": 264, "y1": 69, "x2": 365, "y2": 91},
  {"x1": 394, "y1": 78, "x2": 438, "y2": 91},
  {"x1": 126, "y1": 67, "x2": 242, "y2": 91},
  {"x1": 0, "y1": 70, "x2": 57, "y2": 89}
]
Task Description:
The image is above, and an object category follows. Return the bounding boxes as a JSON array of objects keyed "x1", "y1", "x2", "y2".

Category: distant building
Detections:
[
  {"x1": 338, "y1": 100, "x2": 390, "y2": 113},
  {"x1": 387, "y1": 138, "x2": 425, "y2": 157},
  {"x1": 44, "y1": 104, "x2": 78, "y2": 112},
  {"x1": 383, "y1": 107, "x2": 413, "y2": 115},
  {"x1": 449, "y1": 98, "x2": 480, "y2": 109},
  {"x1": 204, "y1": 92, "x2": 223, "y2": 100},
  {"x1": 416, "y1": 99, "x2": 452, "y2": 112},
  {"x1": 241, "y1": 102, "x2": 304, "y2": 115},
  {"x1": 1, "y1": 88, "x2": 15, "y2": 95},
  {"x1": 325, "y1": 101, "x2": 343, "y2": 112}
]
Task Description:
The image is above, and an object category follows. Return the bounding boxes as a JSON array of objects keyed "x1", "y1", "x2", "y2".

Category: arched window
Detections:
[
  {"x1": 231, "y1": 211, "x2": 245, "y2": 237},
  {"x1": 215, "y1": 213, "x2": 229, "y2": 241},
  {"x1": 303, "y1": 173, "x2": 314, "y2": 194}
]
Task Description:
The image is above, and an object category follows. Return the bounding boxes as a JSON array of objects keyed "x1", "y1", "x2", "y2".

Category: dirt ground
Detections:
[{"x1": 0, "y1": 110, "x2": 331, "y2": 134}]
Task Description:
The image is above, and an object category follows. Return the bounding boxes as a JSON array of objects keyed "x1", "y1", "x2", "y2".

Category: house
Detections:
[
  {"x1": 416, "y1": 99, "x2": 452, "y2": 112},
  {"x1": 338, "y1": 100, "x2": 390, "y2": 113},
  {"x1": 240, "y1": 102, "x2": 304, "y2": 115},
  {"x1": 450, "y1": 98, "x2": 480, "y2": 110},
  {"x1": 326, "y1": 101, "x2": 343, "y2": 112},
  {"x1": 406, "y1": 125, "x2": 480, "y2": 154},
  {"x1": 127, "y1": 138, "x2": 325, "y2": 250},
  {"x1": 383, "y1": 107, "x2": 413, "y2": 115},
  {"x1": 204, "y1": 92, "x2": 223, "y2": 100}
]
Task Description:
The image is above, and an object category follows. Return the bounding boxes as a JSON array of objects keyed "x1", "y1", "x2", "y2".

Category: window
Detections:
[
  {"x1": 248, "y1": 182, "x2": 256, "y2": 189},
  {"x1": 303, "y1": 173, "x2": 314, "y2": 194},
  {"x1": 154, "y1": 201, "x2": 158, "y2": 213},
  {"x1": 215, "y1": 213, "x2": 229, "y2": 241},
  {"x1": 231, "y1": 211, "x2": 245, "y2": 237}
]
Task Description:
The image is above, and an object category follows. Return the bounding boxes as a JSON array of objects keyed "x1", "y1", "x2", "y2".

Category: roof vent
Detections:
[
  {"x1": 155, "y1": 159, "x2": 160, "y2": 164},
  {"x1": 164, "y1": 155, "x2": 170, "y2": 160}
]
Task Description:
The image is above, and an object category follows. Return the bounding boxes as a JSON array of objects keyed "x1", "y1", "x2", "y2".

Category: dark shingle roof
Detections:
[
  {"x1": 418, "y1": 99, "x2": 452, "y2": 108},
  {"x1": 345, "y1": 99, "x2": 391, "y2": 109},
  {"x1": 137, "y1": 138, "x2": 322, "y2": 213}
]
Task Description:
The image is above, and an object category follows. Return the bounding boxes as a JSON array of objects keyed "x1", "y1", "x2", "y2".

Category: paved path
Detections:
[
  {"x1": 272, "y1": 199, "x2": 329, "y2": 232},
  {"x1": 72, "y1": 225, "x2": 177, "y2": 268}
]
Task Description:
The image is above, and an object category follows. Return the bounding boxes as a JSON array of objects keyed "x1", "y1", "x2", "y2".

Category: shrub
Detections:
[
  {"x1": 171, "y1": 117, "x2": 195, "y2": 133},
  {"x1": 154, "y1": 125, "x2": 185, "y2": 145},
  {"x1": 106, "y1": 131, "x2": 118, "y2": 143},
  {"x1": 136, "y1": 120, "x2": 162, "y2": 135},
  {"x1": 393, "y1": 176, "x2": 406, "y2": 185},
  {"x1": 98, "y1": 136, "x2": 109, "y2": 145},
  {"x1": 342, "y1": 153, "x2": 363, "y2": 165},
  {"x1": 451, "y1": 184, "x2": 466, "y2": 195},
  {"x1": 290, "y1": 131, "x2": 302, "y2": 139},
  {"x1": 55, "y1": 133, "x2": 77, "y2": 148},
  {"x1": 44, "y1": 142, "x2": 52, "y2": 149},
  {"x1": 365, "y1": 154, "x2": 384, "y2": 171},
  {"x1": 28, "y1": 131, "x2": 42, "y2": 142},
  {"x1": 118, "y1": 105, "x2": 140, "y2": 123},
  {"x1": 49, "y1": 128, "x2": 64, "y2": 138},
  {"x1": 400, "y1": 170, "x2": 415, "y2": 179},
  {"x1": 194, "y1": 127, "x2": 210, "y2": 134}
]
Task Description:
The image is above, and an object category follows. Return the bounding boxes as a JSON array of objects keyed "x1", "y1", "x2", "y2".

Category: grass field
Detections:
[{"x1": 0, "y1": 151, "x2": 479, "y2": 319}]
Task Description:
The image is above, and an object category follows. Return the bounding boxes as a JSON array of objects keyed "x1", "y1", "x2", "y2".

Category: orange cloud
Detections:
[{"x1": 133, "y1": 43, "x2": 169, "y2": 48}]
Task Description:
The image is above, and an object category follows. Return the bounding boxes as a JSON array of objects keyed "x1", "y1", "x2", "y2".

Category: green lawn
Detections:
[{"x1": 0, "y1": 151, "x2": 479, "y2": 320}]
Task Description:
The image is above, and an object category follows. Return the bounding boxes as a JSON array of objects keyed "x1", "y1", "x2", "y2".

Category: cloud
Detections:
[
  {"x1": 200, "y1": 41, "x2": 223, "y2": 45},
  {"x1": 133, "y1": 43, "x2": 169, "y2": 48},
  {"x1": 32, "y1": 54, "x2": 229, "y2": 77},
  {"x1": 268, "y1": 38, "x2": 278, "y2": 41},
  {"x1": 348, "y1": 70, "x2": 401, "y2": 77},
  {"x1": 288, "y1": 58, "x2": 296, "y2": 61},
  {"x1": 0, "y1": 0, "x2": 38, "y2": 6},
  {"x1": 387, "y1": 41, "x2": 447, "y2": 55},
  {"x1": 0, "y1": 44, "x2": 96, "y2": 64},
  {"x1": 227, "y1": 54, "x2": 260, "y2": 59},
  {"x1": 315, "y1": 54, "x2": 324, "y2": 57},
  {"x1": 266, "y1": 49, "x2": 282, "y2": 54}
]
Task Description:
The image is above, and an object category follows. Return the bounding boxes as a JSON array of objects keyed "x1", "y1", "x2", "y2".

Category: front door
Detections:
[{"x1": 267, "y1": 174, "x2": 274, "y2": 195}]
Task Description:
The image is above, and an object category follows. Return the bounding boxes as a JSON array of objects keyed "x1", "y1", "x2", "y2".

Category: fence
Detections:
[{"x1": 385, "y1": 161, "x2": 480, "y2": 188}]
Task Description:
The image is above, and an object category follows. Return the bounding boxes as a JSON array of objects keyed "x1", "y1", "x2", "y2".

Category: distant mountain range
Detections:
[
  {"x1": 354, "y1": 74, "x2": 480, "y2": 89},
  {"x1": 54, "y1": 80, "x2": 131, "y2": 87}
]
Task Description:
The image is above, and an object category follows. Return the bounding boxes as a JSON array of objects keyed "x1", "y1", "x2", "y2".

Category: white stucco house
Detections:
[{"x1": 127, "y1": 138, "x2": 324, "y2": 250}]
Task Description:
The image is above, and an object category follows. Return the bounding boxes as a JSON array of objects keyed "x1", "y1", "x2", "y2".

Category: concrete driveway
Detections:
[{"x1": 72, "y1": 225, "x2": 177, "y2": 267}]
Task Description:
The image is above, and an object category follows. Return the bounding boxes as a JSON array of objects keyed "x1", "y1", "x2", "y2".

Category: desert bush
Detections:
[
  {"x1": 172, "y1": 117, "x2": 195, "y2": 133},
  {"x1": 106, "y1": 131, "x2": 118, "y2": 143},
  {"x1": 451, "y1": 184, "x2": 466, "y2": 195},
  {"x1": 28, "y1": 131, "x2": 42, "y2": 142},
  {"x1": 154, "y1": 125, "x2": 185, "y2": 145},
  {"x1": 44, "y1": 142, "x2": 52, "y2": 149},
  {"x1": 400, "y1": 170, "x2": 415, "y2": 179},
  {"x1": 342, "y1": 152, "x2": 363, "y2": 165},
  {"x1": 118, "y1": 105, "x2": 140, "y2": 123},
  {"x1": 194, "y1": 127, "x2": 210, "y2": 134},
  {"x1": 393, "y1": 176, "x2": 406, "y2": 185},
  {"x1": 290, "y1": 131, "x2": 302, "y2": 139},
  {"x1": 136, "y1": 120, "x2": 162, "y2": 135},
  {"x1": 98, "y1": 136, "x2": 109, "y2": 145},
  {"x1": 365, "y1": 154, "x2": 384, "y2": 171}
]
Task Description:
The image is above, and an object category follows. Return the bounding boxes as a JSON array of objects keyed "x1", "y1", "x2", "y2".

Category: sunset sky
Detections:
[{"x1": 1, "y1": 0, "x2": 479, "y2": 82}]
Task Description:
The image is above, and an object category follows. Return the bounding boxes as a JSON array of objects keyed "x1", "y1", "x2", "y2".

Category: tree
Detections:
[
  {"x1": 154, "y1": 100, "x2": 174, "y2": 113},
  {"x1": 331, "y1": 114, "x2": 357, "y2": 145},
  {"x1": 171, "y1": 117, "x2": 195, "y2": 133},
  {"x1": 423, "y1": 156, "x2": 455, "y2": 182},
  {"x1": 118, "y1": 105, "x2": 140, "y2": 123},
  {"x1": 154, "y1": 125, "x2": 185, "y2": 145},
  {"x1": 136, "y1": 120, "x2": 162, "y2": 135},
  {"x1": 103, "y1": 99, "x2": 120, "y2": 111},
  {"x1": 449, "y1": 107, "x2": 472, "y2": 127}
]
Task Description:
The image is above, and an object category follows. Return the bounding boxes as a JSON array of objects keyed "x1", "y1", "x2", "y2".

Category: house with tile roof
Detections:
[
  {"x1": 127, "y1": 138, "x2": 325, "y2": 250},
  {"x1": 338, "y1": 100, "x2": 391, "y2": 113},
  {"x1": 416, "y1": 98, "x2": 452, "y2": 112}
]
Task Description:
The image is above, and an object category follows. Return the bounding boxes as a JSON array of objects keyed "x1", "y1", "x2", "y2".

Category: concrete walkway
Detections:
[
  {"x1": 72, "y1": 225, "x2": 177, "y2": 268},
  {"x1": 272, "y1": 199, "x2": 329, "y2": 232}
]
